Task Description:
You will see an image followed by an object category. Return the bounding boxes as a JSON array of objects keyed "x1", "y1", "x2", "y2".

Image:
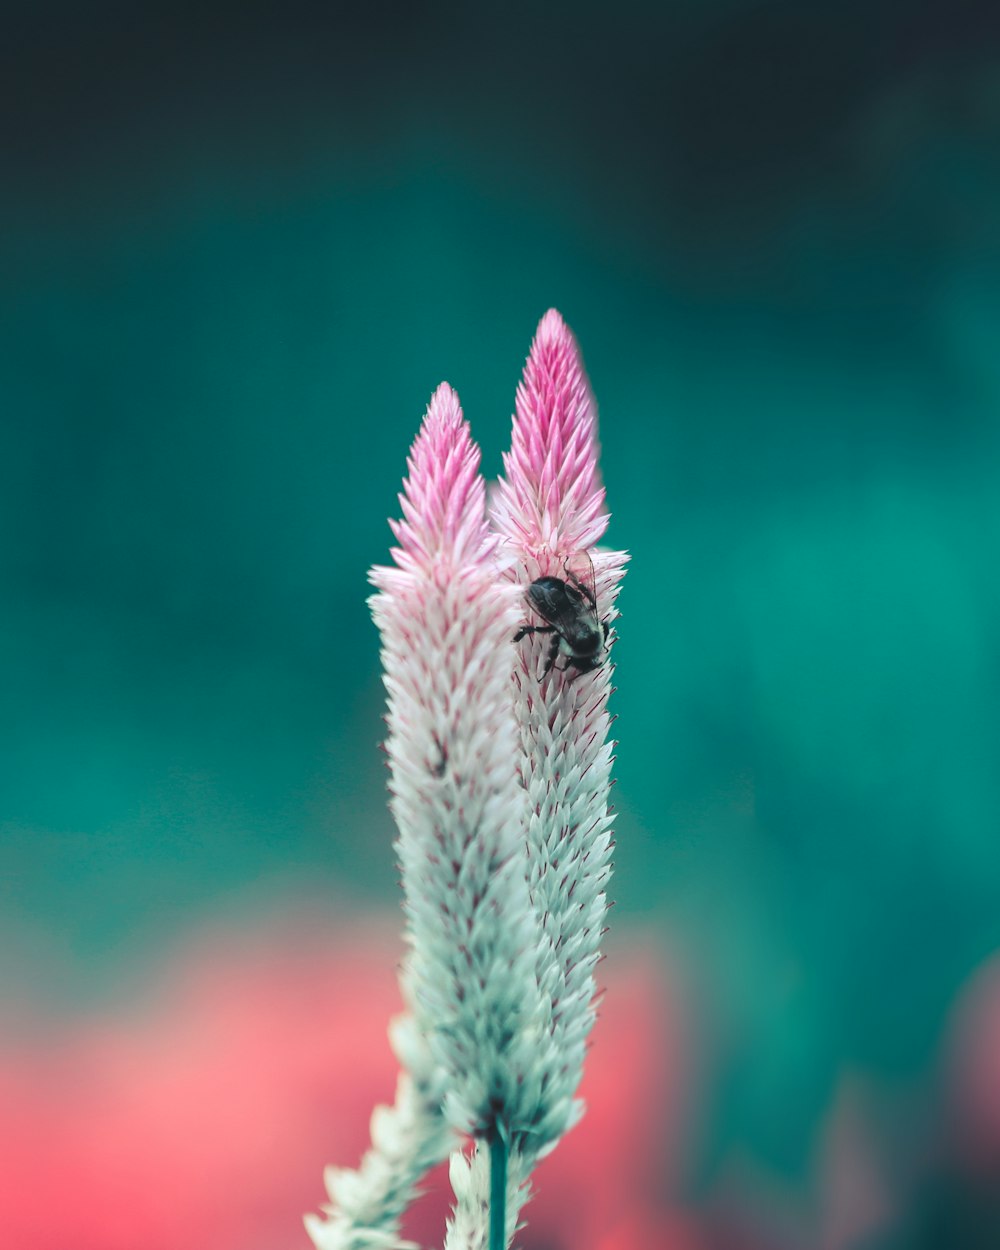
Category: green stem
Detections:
[{"x1": 489, "y1": 1128, "x2": 507, "y2": 1250}]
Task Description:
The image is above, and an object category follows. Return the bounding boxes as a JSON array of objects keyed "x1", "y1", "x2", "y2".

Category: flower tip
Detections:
[
  {"x1": 491, "y1": 307, "x2": 608, "y2": 555},
  {"x1": 537, "y1": 306, "x2": 569, "y2": 338},
  {"x1": 530, "y1": 308, "x2": 580, "y2": 360},
  {"x1": 411, "y1": 380, "x2": 473, "y2": 472},
  {"x1": 423, "y1": 380, "x2": 463, "y2": 432},
  {"x1": 525, "y1": 308, "x2": 587, "y2": 390},
  {"x1": 381, "y1": 379, "x2": 491, "y2": 571}
]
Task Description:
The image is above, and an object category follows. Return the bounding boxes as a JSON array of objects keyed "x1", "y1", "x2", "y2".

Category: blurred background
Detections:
[{"x1": 2, "y1": 2, "x2": 1000, "y2": 1247}]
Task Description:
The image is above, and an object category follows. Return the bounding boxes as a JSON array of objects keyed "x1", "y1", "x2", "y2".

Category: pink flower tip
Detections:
[
  {"x1": 534, "y1": 306, "x2": 575, "y2": 351},
  {"x1": 492, "y1": 309, "x2": 608, "y2": 558},
  {"x1": 384, "y1": 382, "x2": 493, "y2": 575}
]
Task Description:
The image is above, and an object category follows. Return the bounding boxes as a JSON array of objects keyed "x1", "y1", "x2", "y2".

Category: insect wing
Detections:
[
  {"x1": 525, "y1": 576, "x2": 578, "y2": 632},
  {"x1": 563, "y1": 550, "x2": 599, "y2": 615}
]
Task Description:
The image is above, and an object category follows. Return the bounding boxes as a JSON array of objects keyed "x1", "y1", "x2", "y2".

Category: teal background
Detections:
[{"x1": 3, "y1": 2, "x2": 1000, "y2": 1242}]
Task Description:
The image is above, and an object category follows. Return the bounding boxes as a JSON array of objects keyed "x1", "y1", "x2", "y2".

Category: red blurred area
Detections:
[{"x1": 0, "y1": 909, "x2": 692, "y2": 1250}]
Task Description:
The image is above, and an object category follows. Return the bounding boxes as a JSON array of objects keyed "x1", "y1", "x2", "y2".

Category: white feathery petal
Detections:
[
  {"x1": 304, "y1": 1054, "x2": 452, "y2": 1250},
  {"x1": 304, "y1": 960, "x2": 454, "y2": 1248},
  {"x1": 443, "y1": 1143, "x2": 532, "y2": 1250}
]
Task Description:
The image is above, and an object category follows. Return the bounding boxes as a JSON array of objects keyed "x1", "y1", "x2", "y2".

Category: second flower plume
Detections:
[{"x1": 307, "y1": 310, "x2": 627, "y2": 1250}]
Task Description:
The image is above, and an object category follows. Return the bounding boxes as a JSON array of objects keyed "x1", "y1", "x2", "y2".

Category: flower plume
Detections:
[
  {"x1": 491, "y1": 309, "x2": 627, "y2": 1144},
  {"x1": 309, "y1": 316, "x2": 626, "y2": 1250},
  {"x1": 370, "y1": 383, "x2": 553, "y2": 1145}
]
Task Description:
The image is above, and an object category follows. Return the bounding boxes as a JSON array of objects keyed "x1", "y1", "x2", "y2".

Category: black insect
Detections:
[{"x1": 513, "y1": 554, "x2": 609, "y2": 677}]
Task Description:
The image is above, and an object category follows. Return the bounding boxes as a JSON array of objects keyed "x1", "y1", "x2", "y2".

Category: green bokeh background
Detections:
[{"x1": 3, "y1": 0, "x2": 999, "y2": 1238}]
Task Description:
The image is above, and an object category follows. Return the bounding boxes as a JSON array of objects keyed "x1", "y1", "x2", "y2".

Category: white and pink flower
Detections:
[{"x1": 309, "y1": 313, "x2": 626, "y2": 1250}]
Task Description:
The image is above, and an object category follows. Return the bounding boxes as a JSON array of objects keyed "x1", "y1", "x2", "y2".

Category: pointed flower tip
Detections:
[
  {"x1": 492, "y1": 310, "x2": 606, "y2": 556},
  {"x1": 527, "y1": 308, "x2": 584, "y2": 379},
  {"x1": 535, "y1": 306, "x2": 571, "y2": 345},
  {"x1": 389, "y1": 382, "x2": 491, "y2": 572},
  {"x1": 522, "y1": 308, "x2": 592, "y2": 433},
  {"x1": 411, "y1": 381, "x2": 466, "y2": 468},
  {"x1": 424, "y1": 379, "x2": 462, "y2": 431}
]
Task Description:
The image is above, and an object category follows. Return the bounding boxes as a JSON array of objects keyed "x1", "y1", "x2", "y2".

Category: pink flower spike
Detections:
[
  {"x1": 489, "y1": 310, "x2": 628, "y2": 1166},
  {"x1": 369, "y1": 383, "x2": 555, "y2": 1144},
  {"x1": 311, "y1": 319, "x2": 628, "y2": 1249},
  {"x1": 386, "y1": 383, "x2": 494, "y2": 577},
  {"x1": 312, "y1": 381, "x2": 563, "y2": 1247},
  {"x1": 491, "y1": 309, "x2": 609, "y2": 559}
]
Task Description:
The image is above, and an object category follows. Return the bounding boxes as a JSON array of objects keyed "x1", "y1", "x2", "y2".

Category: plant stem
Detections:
[{"x1": 489, "y1": 1128, "x2": 507, "y2": 1250}]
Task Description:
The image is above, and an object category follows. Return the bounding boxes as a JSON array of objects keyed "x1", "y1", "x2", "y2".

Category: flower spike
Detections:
[
  {"x1": 370, "y1": 385, "x2": 554, "y2": 1144},
  {"x1": 309, "y1": 317, "x2": 627, "y2": 1250},
  {"x1": 491, "y1": 310, "x2": 628, "y2": 1148}
]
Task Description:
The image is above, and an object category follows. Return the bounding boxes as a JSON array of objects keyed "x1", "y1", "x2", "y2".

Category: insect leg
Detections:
[
  {"x1": 541, "y1": 633, "x2": 562, "y2": 676},
  {"x1": 513, "y1": 624, "x2": 557, "y2": 643}
]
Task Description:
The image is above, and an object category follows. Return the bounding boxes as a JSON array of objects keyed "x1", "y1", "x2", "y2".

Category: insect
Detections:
[{"x1": 513, "y1": 553, "x2": 609, "y2": 677}]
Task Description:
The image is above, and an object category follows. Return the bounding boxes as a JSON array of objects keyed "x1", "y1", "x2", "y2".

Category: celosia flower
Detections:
[
  {"x1": 312, "y1": 314, "x2": 626, "y2": 1250},
  {"x1": 491, "y1": 308, "x2": 628, "y2": 1144},
  {"x1": 368, "y1": 383, "x2": 555, "y2": 1144},
  {"x1": 309, "y1": 385, "x2": 570, "y2": 1250},
  {"x1": 441, "y1": 311, "x2": 627, "y2": 1244}
]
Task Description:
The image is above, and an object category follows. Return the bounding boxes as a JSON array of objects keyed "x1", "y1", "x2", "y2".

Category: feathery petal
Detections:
[
  {"x1": 305, "y1": 967, "x2": 454, "y2": 1250},
  {"x1": 443, "y1": 1143, "x2": 533, "y2": 1250}
]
